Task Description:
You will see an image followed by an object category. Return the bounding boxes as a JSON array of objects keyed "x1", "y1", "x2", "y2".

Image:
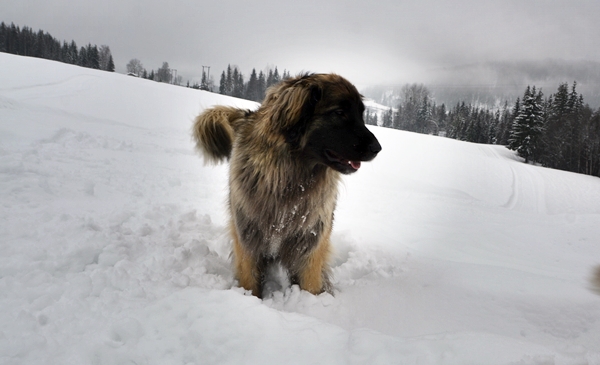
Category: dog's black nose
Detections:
[{"x1": 369, "y1": 139, "x2": 382, "y2": 154}]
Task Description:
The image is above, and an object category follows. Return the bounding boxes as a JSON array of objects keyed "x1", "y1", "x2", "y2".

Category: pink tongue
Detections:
[{"x1": 350, "y1": 161, "x2": 361, "y2": 170}]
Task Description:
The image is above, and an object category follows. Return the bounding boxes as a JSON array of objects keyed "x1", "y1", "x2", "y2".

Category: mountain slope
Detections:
[{"x1": 1, "y1": 53, "x2": 600, "y2": 364}]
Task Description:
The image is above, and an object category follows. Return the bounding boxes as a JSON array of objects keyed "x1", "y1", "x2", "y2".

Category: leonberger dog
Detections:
[{"x1": 192, "y1": 73, "x2": 381, "y2": 297}]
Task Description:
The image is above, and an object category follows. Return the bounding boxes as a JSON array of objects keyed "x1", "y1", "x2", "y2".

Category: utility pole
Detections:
[{"x1": 202, "y1": 66, "x2": 210, "y2": 91}]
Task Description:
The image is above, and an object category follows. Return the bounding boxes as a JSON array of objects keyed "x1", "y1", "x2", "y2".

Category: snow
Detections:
[
  {"x1": 1, "y1": 53, "x2": 600, "y2": 364},
  {"x1": 364, "y1": 98, "x2": 392, "y2": 112},
  {"x1": 363, "y1": 98, "x2": 392, "y2": 125}
]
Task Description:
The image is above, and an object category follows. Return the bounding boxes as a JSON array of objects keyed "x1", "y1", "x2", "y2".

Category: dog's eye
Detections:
[{"x1": 333, "y1": 109, "x2": 344, "y2": 116}]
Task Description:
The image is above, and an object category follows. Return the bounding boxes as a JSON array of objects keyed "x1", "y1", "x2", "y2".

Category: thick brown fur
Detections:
[{"x1": 193, "y1": 73, "x2": 381, "y2": 297}]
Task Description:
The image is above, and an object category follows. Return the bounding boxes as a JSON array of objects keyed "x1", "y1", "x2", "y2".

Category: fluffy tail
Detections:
[{"x1": 192, "y1": 105, "x2": 247, "y2": 164}]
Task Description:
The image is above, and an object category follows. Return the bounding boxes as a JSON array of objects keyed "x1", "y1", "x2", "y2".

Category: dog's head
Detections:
[{"x1": 264, "y1": 73, "x2": 382, "y2": 174}]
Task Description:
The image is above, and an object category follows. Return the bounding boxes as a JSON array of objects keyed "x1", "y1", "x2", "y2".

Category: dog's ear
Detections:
[{"x1": 270, "y1": 78, "x2": 322, "y2": 144}]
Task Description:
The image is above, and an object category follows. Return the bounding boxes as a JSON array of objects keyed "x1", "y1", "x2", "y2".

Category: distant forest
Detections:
[
  {"x1": 0, "y1": 22, "x2": 115, "y2": 72},
  {"x1": 3, "y1": 21, "x2": 600, "y2": 178},
  {"x1": 203, "y1": 63, "x2": 600, "y2": 178},
  {"x1": 211, "y1": 65, "x2": 600, "y2": 178},
  {"x1": 124, "y1": 59, "x2": 290, "y2": 103},
  {"x1": 125, "y1": 59, "x2": 184, "y2": 85},
  {"x1": 217, "y1": 65, "x2": 291, "y2": 102},
  {"x1": 365, "y1": 82, "x2": 600, "y2": 177}
]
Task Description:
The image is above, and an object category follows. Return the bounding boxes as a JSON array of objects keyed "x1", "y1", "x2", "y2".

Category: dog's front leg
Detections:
[
  {"x1": 297, "y1": 231, "x2": 333, "y2": 295},
  {"x1": 230, "y1": 220, "x2": 263, "y2": 296}
]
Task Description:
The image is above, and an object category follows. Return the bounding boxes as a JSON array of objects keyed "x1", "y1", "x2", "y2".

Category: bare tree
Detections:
[
  {"x1": 126, "y1": 58, "x2": 144, "y2": 76},
  {"x1": 98, "y1": 45, "x2": 113, "y2": 71}
]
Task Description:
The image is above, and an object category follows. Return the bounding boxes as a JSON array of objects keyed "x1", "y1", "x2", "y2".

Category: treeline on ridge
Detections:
[
  {"x1": 4, "y1": 21, "x2": 600, "y2": 178},
  {"x1": 0, "y1": 22, "x2": 115, "y2": 72},
  {"x1": 124, "y1": 60, "x2": 290, "y2": 103},
  {"x1": 367, "y1": 83, "x2": 600, "y2": 177},
  {"x1": 217, "y1": 65, "x2": 291, "y2": 102}
]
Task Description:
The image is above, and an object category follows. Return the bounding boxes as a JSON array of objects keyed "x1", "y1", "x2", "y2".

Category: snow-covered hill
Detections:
[
  {"x1": 1, "y1": 53, "x2": 600, "y2": 364},
  {"x1": 364, "y1": 98, "x2": 392, "y2": 124}
]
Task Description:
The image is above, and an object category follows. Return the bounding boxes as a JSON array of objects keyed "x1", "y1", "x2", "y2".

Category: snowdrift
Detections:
[{"x1": 1, "y1": 53, "x2": 600, "y2": 364}]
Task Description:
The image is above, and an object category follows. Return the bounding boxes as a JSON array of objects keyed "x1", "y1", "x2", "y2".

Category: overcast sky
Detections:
[{"x1": 3, "y1": 0, "x2": 599, "y2": 88}]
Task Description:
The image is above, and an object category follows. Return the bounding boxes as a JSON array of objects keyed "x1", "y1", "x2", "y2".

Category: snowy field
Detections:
[{"x1": 1, "y1": 53, "x2": 600, "y2": 364}]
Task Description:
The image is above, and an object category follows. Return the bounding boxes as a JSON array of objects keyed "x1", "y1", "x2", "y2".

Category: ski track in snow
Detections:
[{"x1": 1, "y1": 54, "x2": 600, "y2": 364}]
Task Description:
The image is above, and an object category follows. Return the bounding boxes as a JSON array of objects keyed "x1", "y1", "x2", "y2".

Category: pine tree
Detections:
[
  {"x1": 201, "y1": 69, "x2": 209, "y2": 91},
  {"x1": 415, "y1": 94, "x2": 432, "y2": 134},
  {"x1": 225, "y1": 65, "x2": 233, "y2": 96},
  {"x1": 392, "y1": 106, "x2": 402, "y2": 129},
  {"x1": 382, "y1": 108, "x2": 393, "y2": 128},
  {"x1": 584, "y1": 109, "x2": 600, "y2": 176},
  {"x1": 395, "y1": 83, "x2": 431, "y2": 133},
  {"x1": 67, "y1": 41, "x2": 78, "y2": 64},
  {"x1": 488, "y1": 110, "x2": 500, "y2": 144},
  {"x1": 85, "y1": 44, "x2": 100, "y2": 69},
  {"x1": 508, "y1": 86, "x2": 545, "y2": 163},
  {"x1": 266, "y1": 69, "x2": 274, "y2": 88},
  {"x1": 257, "y1": 70, "x2": 266, "y2": 101},
  {"x1": 543, "y1": 83, "x2": 573, "y2": 169},
  {"x1": 4, "y1": 23, "x2": 18, "y2": 55},
  {"x1": 59, "y1": 41, "x2": 68, "y2": 62},
  {"x1": 272, "y1": 67, "x2": 280, "y2": 86},
  {"x1": 232, "y1": 68, "x2": 244, "y2": 98},
  {"x1": 78, "y1": 46, "x2": 87, "y2": 67},
  {"x1": 365, "y1": 109, "x2": 372, "y2": 125},
  {"x1": 106, "y1": 55, "x2": 115, "y2": 72},
  {"x1": 0, "y1": 22, "x2": 7, "y2": 52},
  {"x1": 567, "y1": 82, "x2": 584, "y2": 170},
  {"x1": 219, "y1": 71, "x2": 227, "y2": 94},
  {"x1": 436, "y1": 103, "x2": 447, "y2": 135},
  {"x1": 245, "y1": 68, "x2": 259, "y2": 101},
  {"x1": 495, "y1": 101, "x2": 512, "y2": 145}
]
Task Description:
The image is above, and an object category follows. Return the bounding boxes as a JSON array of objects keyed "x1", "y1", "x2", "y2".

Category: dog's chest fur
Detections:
[{"x1": 228, "y1": 141, "x2": 339, "y2": 260}]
